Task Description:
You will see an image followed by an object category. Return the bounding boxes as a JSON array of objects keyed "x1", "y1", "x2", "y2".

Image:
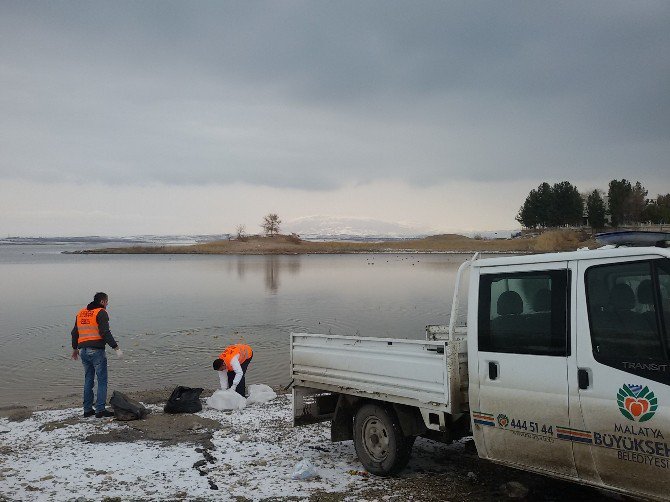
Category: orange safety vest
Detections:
[
  {"x1": 76, "y1": 308, "x2": 105, "y2": 344},
  {"x1": 218, "y1": 344, "x2": 253, "y2": 371}
]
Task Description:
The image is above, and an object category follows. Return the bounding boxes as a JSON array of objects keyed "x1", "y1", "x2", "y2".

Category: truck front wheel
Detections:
[{"x1": 353, "y1": 403, "x2": 413, "y2": 476}]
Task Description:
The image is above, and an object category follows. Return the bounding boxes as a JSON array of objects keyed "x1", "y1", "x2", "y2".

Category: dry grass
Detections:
[
  {"x1": 533, "y1": 229, "x2": 597, "y2": 252},
  {"x1": 77, "y1": 230, "x2": 598, "y2": 255},
  {"x1": 533, "y1": 230, "x2": 577, "y2": 252}
]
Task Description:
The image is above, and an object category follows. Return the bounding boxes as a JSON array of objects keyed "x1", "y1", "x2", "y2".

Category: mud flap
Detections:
[{"x1": 331, "y1": 394, "x2": 354, "y2": 442}]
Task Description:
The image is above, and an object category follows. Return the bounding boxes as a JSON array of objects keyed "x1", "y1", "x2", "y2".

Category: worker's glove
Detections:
[{"x1": 115, "y1": 347, "x2": 123, "y2": 359}]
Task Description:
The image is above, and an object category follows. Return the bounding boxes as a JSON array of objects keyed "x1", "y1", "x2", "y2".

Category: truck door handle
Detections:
[
  {"x1": 578, "y1": 369, "x2": 590, "y2": 389},
  {"x1": 489, "y1": 361, "x2": 499, "y2": 380}
]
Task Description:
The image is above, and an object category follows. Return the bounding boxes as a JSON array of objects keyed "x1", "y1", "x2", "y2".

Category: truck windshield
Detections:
[{"x1": 586, "y1": 258, "x2": 670, "y2": 382}]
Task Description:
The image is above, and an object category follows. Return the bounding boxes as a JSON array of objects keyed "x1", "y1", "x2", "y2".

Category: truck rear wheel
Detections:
[{"x1": 353, "y1": 403, "x2": 413, "y2": 476}]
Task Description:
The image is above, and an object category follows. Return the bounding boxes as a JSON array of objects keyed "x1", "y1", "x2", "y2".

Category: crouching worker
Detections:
[{"x1": 213, "y1": 344, "x2": 253, "y2": 397}]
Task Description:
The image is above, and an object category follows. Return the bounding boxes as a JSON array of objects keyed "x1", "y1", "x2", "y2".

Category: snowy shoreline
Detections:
[
  {"x1": 0, "y1": 393, "x2": 389, "y2": 501},
  {"x1": 0, "y1": 390, "x2": 617, "y2": 502}
]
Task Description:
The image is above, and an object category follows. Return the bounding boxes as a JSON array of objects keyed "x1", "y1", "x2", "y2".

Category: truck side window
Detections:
[
  {"x1": 585, "y1": 259, "x2": 670, "y2": 385},
  {"x1": 478, "y1": 270, "x2": 569, "y2": 356}
]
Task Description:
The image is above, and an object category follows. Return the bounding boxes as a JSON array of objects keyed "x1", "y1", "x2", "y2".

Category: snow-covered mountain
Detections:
[
  {"x1": 0, "y1": 234, "x2": 229, "y2": 245},
  {"x1": 284, "y1": 215, "x2": 435, "y2": 239}
]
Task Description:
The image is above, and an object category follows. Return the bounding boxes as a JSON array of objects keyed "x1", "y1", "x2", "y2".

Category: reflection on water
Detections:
[
  {"x1": 231, "y1": 256, "x2": 301, "y2": 293},
  {"x1": 0, "y1": 246, "x2": 471, "y2": 407}
]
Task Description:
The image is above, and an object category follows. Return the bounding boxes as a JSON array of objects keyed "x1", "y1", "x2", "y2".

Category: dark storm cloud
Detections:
[{"x1": 1, "y1": 1, "x2": 668, "y2": 189}]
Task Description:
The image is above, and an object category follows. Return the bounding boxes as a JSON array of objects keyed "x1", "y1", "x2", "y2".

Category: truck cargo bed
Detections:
[{"x1": 290, "y1": 333, "x2": 454, "y2": 413}]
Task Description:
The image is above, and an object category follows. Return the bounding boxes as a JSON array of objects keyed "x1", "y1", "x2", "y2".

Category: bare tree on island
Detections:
[
  {"x1": 235, "y1": 224, "x2": 248, "y2": 241},
  {"x1": 261, "y1": 213, "x2": 281, "y2": 236}
]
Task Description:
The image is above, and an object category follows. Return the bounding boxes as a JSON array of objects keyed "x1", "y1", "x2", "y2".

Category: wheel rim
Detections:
[{"x1": 361, "y1": 415, "x2": 390, "y2": 462}]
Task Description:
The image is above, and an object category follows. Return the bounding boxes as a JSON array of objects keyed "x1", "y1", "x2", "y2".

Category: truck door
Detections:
[
  {"x1": 575, "y1": 257, "x2": 670, "y2": 499},
  {"x1": 474, "y1": 262, "x2": 577, "y2": 477}
]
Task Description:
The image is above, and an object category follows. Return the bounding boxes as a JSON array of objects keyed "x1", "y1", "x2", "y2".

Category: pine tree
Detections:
[
  {"x1": 586, "y1": 190, "x2": 607, "y2": 229},
  {"x1": 549, "y1": 181, "x2": 583, "y2": 226},
  {"x1": 607, "y1": 179, "x2": 632, "y2": 227}
]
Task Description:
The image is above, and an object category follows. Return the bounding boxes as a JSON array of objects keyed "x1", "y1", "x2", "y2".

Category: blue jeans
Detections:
[
  {"x1": 80, "y1": 348, "x2": 108, "y2": 412},
  {"x1": 227, "y1": 355, "x2": 253, "y2": 397}
]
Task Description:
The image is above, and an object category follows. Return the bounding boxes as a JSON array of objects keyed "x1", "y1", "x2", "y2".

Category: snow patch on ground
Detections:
[{"x1": 0, "y1": 394, "x2": 395, "y2": 501}]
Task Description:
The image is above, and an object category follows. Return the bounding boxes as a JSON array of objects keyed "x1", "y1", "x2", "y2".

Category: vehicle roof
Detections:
[{"x1": 473, "y1": 246, "x2": 670, "y2": 269}]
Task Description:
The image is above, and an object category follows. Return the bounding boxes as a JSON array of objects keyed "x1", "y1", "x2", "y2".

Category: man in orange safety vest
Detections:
[
  {"x1": 213, "y1": 343, "x2": 253, "y2": 397},
  {"x1": 71, "y1": 292, "x2": 122, "y2": 418}
]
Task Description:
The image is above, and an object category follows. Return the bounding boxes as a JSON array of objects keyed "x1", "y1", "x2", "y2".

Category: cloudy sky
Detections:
[{"x1": 1, "y1": 1, "x2": 669, "y2": 236}]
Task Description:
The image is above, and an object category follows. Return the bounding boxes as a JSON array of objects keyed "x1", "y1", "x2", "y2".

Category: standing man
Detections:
[
  {"x1": 213, "y1": 343, "x2": 253, "y2": 397},
  {"x1": 71, "y1": 292, "x2": 121, "y2": 418}
]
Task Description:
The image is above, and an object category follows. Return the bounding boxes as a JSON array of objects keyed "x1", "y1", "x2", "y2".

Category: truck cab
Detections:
[{"x1": 470, "y1": 246, "x2": 670, "y2": 500}]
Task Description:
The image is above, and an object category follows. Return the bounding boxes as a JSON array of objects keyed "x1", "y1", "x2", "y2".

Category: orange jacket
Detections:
[
  {"x1": 218, "y1": 344, "x2": 253, "y2": 371},
  {"x1": 76, "y1": 307, "x2": 104, "y2": 344}
]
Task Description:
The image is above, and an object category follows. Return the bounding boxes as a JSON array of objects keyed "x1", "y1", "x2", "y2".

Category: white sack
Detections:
[
  {"x1": 246, "y1": 384, "x2": 277, "y2": 405},
  {"x1": 291, "y1": 460, "x2": 319, "y2": 480},
  {"x1": 206, "y1": 389, "x2": 247, "y2": 411}
]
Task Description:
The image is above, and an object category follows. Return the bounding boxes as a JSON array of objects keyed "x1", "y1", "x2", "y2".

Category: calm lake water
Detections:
[{"x1": 0, "y1": 244, "x2": 472, "y2": 408}]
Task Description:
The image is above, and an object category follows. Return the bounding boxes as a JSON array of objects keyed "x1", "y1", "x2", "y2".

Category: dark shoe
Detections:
[
  {"x1": 83, "y1": 409, "x2": 95, "y2": 418},
  {"x1": 95, "y1": 409, "x2": 115, "y2": 418}
]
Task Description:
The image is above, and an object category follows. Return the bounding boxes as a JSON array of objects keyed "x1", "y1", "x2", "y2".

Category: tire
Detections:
[
  {"x1": 404, "y1": 434, "x2": 416, "y2": 453},
  {"x1": 353, "y1": 403, "x2": 413, "y2": 476}
]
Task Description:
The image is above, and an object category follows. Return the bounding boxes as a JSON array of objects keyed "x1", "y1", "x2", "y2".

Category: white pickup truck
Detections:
[{"x1": 291, "y1": 237, "x2": 670, "y2": 501}]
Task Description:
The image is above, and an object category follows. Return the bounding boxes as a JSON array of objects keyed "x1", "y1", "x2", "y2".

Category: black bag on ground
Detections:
[
  {"x1": 164, "y1": 386, "x2": 203, "y2": 413},
  {"x1": 109, "y1": 391, "x2": 149, "y2": 421}
]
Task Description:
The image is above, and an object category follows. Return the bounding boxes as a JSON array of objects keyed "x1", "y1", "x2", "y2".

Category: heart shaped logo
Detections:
[
  {"x1": 624, "y1": 397, "x2": 649, "y2": 417},
  {"x1": 617, "y1": 384, "x2": 658, "y2": 423},
  {"x1": 497, "y1": 414, "x2": 509, "y2": 428}
]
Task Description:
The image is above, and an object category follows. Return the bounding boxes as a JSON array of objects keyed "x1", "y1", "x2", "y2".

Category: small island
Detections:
[{"x1": 72, "y1": 230, "x2": 597, "y2": 255}]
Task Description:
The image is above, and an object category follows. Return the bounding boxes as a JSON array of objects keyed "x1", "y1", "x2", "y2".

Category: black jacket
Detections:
[{"x1": 71, "y1": 302, "x2": 118, "y2": 350}]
